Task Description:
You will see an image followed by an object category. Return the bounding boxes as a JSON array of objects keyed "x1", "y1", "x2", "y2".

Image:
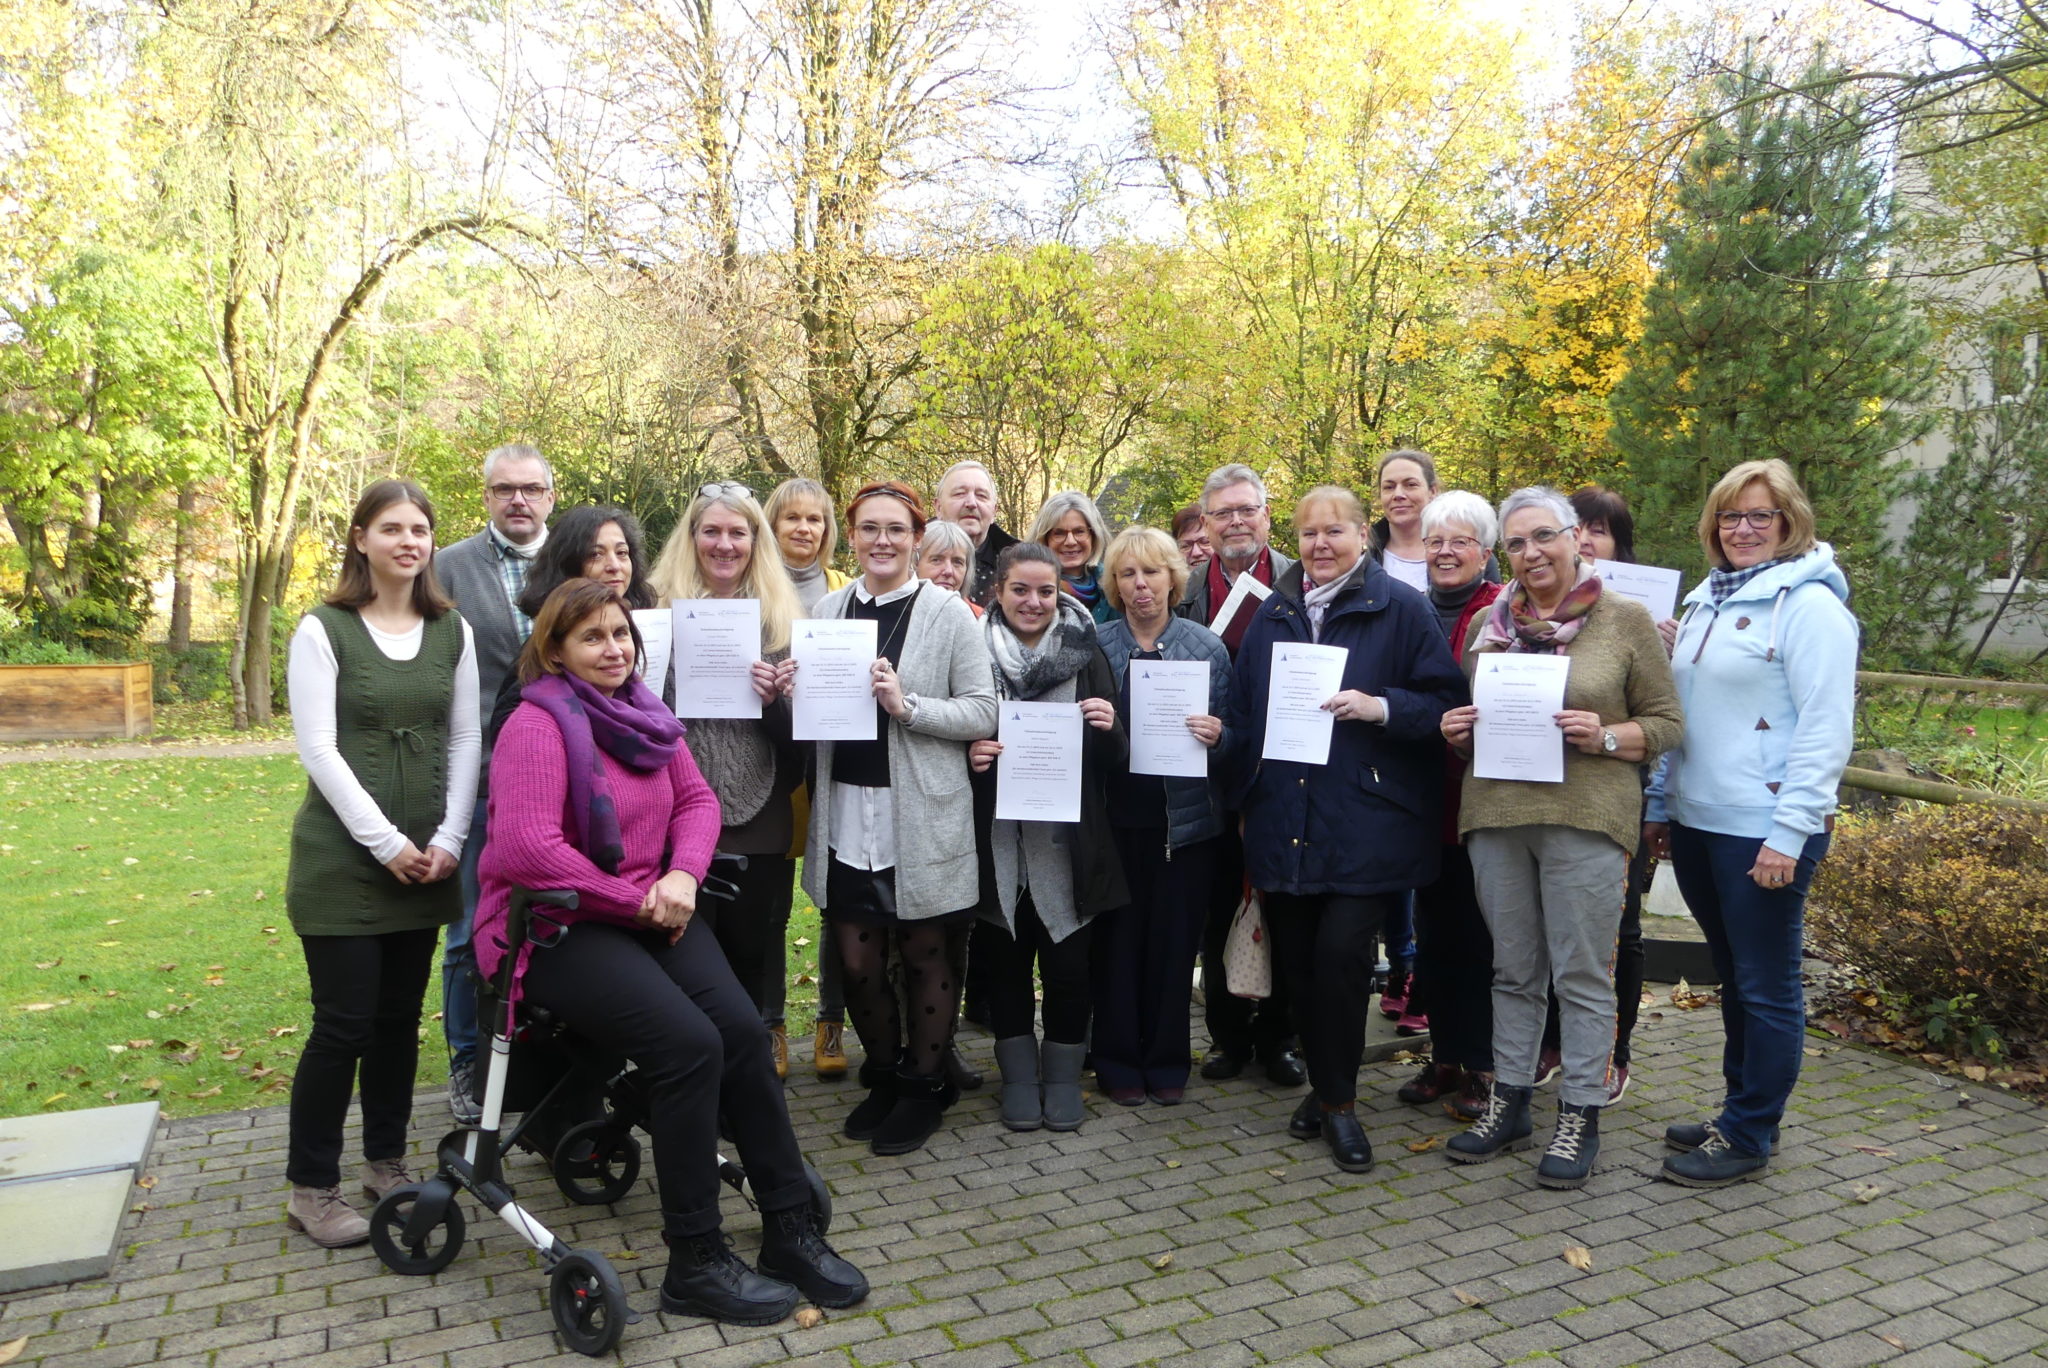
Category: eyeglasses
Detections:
[
  {"x1": 1716, "y1": 508, "x2": 1782, "y2": 530},
  {"x1": 1204, "y1": 503, "x2": 1265, "y2": 522},
  {"x1": 1502, "y1": 526, "x2": 1574, "y2": 557},
  {"x1": 855, "y1": 522, "x2": 915, "y2": 542},
  {"x1": 1047, "y1": 528, "x2": 1093, "y2": 543},
  {"x1": 699, "y1": 480, "x2": 753, "y2": 501},
  {"x1": 1422, "y1": 536, "x2": 1482, "y2": 554},
  {"x1": 487, "y1": 482, "x2": 551, "y2": 501}
]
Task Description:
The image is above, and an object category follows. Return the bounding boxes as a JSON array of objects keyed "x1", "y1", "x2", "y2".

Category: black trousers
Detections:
[
  {"x1": 288, "y1": 927, "x2": 439, "y2": 1189},
  {"x1": 1093, "y1": 829, "x2": 1214, "y2": 1091},
  {"x1": 974, "y1": 895, "x2": 1094, "y2": 1044},
  {"x1": 1263, "y1": 891, "x2": 1393, "y2": 1107},
  {"x1": 523, "y1": 918, "x2": 809, "y2": 1238},
  {"x1": 702, "y1": 852, "x2": 794, "y2": 1025},
  {"x1": 1201, "y1": 829, "x2": 1294, "y2": 1060},
  {"x1": 1413, "y1": 844, "x2": 1495, "y2": 1073},
  {"x1": 1541, "y1": 838, "x2": 1650, "y2": 1068}
]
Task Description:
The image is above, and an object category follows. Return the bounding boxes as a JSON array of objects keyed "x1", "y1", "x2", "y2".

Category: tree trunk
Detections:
[{"x1": 168, "y1": 483, "x2": 197, "y2": 653}]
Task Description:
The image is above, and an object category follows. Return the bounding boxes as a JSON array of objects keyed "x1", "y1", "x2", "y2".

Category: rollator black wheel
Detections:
[
  {"x1": 550, "y1": 1250, "x2": 629, "y2": 1356},
  {"x1": 369, "y1": 1183, "x2": 466, "y2": 1275},
  {"x1": 804, "y1": 1161, "x2": 833, "y2": 1234},
  {"x1": 553, "y1": 1119, "x2": 642, "y2": 1205}
]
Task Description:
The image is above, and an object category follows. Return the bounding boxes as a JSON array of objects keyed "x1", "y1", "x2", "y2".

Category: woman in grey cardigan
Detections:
[
  {"x1": 788, "y1": 480, "x2": 998, "y2": 1156},
  {"x1": 1093, "y1": 528, "x2": 1231, "y2": 1107}
]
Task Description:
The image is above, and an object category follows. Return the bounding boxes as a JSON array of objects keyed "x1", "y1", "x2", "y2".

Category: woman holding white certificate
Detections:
[
  {"x1": 968, "y1": 542, "x2": 1128, "y2": 1132},
  {"x1": 1093, "y1": 528, "x2": 1230, "y2": 1107},
  {"x1": 1227, "y1": 486, "x2": 1466, "y2": 1174},
  {"x1": 1438, "y1": 486, "x2": 1682, "y2": 1190},
  {"x1": 649, "y1": 483, "x2": 806, "y2": 1077},
  {"x1": 789, "y1": 480, "x2": 997, "y2": 1156}
]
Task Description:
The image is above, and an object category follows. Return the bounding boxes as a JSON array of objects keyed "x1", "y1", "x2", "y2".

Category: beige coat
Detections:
[{"x1": 800, "y1": 583, "x2": 998, "y2": 919}]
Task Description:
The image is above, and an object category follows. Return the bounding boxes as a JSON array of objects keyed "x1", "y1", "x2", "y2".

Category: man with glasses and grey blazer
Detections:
[{"x1": 434, "y1": 443, "x2": 556, "y2": 1122}]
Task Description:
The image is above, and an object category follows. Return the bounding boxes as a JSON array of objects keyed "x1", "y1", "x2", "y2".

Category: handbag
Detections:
[{"x1": 1222, "y1": 889, "x2": 1271, "y2": 1000}]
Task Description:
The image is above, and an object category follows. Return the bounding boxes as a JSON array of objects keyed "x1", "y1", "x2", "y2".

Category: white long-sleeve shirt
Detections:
[{"x1": 288, "y1": 613, "x2": 481, "y2": 864}]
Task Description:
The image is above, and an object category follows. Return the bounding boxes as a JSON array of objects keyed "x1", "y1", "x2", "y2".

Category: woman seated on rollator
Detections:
[{"x1": 474, "y1": 577, "x2": 867, "y2": 1326}]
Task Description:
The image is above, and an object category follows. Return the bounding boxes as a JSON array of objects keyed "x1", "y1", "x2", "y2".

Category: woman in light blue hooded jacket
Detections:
[{"x1": 1644, "y1": 458, "x2": 1856, "y2": 1189}]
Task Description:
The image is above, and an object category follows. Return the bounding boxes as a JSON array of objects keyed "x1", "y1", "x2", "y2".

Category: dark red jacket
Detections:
[{"x1": 1441, "y1": 581, "x2": 1503, "y2": 843}]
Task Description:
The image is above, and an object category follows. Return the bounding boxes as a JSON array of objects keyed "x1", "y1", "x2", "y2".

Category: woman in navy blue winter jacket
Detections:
[
  {"x1": 1093, "y1": 527, "x2": 1233, "y2": 1107},
  {"x1": 1228, "y1": 485, "x2": 1467, "y2": 1173}
]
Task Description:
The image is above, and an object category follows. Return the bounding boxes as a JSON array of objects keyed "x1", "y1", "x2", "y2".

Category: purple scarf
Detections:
[{"x1": 521, "y1": 672, "x2": 684, "y2": 873}]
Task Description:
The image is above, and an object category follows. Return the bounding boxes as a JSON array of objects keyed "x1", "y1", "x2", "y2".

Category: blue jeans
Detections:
[
  {"x1": 440, "y1": 793, "x2": 488, "y2": 1068},
  {"x1": 1668, "y1": 822, "x2": 1829, "y2": 1157}
]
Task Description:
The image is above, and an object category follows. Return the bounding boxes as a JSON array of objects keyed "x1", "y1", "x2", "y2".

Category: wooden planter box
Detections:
[{"x1": 0, "y1": 662, "x2": 153, "y2": 741}]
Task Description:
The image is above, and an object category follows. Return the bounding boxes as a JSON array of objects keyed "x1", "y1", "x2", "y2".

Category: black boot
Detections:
[
  {"x1": 1536, "y1": 1102, "x2": 1600, "y2": 1189},
  {"x1": 871, "y1": 1068, "x2": 957, "y2": 1156},
  {"x1": 1287, "y1": 1092, "x2": 1322, "y2": 1139},
  {"x1": 757, "y1": 1204, "x2": 869, "y2": 1308},
  {"x1": 1445, "y1": 1081, "x2": 1534, "y2": 1164},
  {"x1": 843, "y1": 1056, "x2": 897, "y2": 1142},
  {"x1": 659, "y1": 1230, "x2": 799, "y2": 1326}
]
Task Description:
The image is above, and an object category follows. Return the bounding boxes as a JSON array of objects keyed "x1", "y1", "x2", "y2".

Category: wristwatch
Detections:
[{"x1": 1601, "y1": 728, "x2": 1619, "y2": 754}]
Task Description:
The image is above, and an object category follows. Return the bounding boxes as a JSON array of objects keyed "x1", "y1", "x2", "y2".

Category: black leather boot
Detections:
[
  {"x1": 659, "y1": 1229, "x2": 799, "y2": 1326},
  {"x1": 757, "y1": 1204, "x2": 870, "y2": 1308}
]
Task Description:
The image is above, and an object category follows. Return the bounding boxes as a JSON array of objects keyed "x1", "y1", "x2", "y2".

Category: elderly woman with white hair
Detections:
[
  {"x1": 916, "y1": 520, "x2": 984, "y2": 616},
  {"x1": 1439, "y1": 486, "x2": 1684, "y2": 1189},
  {"x1": 1394, "y1": 490, "x2": 1504, "y2": 1122},
  {"x1": 1029, "y1": 491, "x2": 1118, "y2": 624}
]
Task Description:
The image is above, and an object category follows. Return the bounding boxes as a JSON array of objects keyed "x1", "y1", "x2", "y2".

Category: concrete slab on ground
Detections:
[
  {"x1": 0, "y1": 1101, "x2": 159, "y2": 1186},
  {"x1": 0, "y1": 1171, "x2": 137, "y2": 1295}
]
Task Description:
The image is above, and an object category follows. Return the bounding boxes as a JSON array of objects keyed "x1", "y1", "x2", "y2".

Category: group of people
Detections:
[{"x1": 277, "y1": 442, "x2": 1856, "y2": 1327}]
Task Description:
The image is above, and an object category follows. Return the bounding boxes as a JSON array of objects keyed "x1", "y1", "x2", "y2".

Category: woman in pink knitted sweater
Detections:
[{"x1": 476, "y1": 578, "x2": 866, "y2": 1327}]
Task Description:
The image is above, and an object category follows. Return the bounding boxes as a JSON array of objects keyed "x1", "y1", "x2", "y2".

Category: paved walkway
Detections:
[{"x1": 4, "y1": 1004, "x2": 2047, "y2": 1368}]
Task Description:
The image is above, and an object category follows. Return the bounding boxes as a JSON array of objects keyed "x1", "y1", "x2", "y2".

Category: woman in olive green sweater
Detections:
[
  {"x1": 283, "y1": 480, "x2": 480, "y2": 1248},
  {"x1": 1438, "y1": 487, "x2": 1682, "y2": 1190}
]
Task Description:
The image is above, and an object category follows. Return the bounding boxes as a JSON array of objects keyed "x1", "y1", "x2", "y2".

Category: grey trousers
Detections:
[{"x1": 1467, "y1": 825, "x2": 1628, "y2": 1107}]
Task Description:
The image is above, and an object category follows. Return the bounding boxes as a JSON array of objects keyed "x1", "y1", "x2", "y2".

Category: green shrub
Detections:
[
  {"x1": 147, "y1": 640, "x2": 233, "y2": 705},
  {"x1": 1810, "y1": 805, "x2": 2048, "y2": 1046},
  {"x1": 0, "y1": 634, "x2": 103, "y2": 665}
]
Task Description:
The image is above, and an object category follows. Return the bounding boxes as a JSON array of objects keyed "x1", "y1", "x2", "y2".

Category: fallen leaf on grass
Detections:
[
  {"x1": 1150, "y1": 1253, "x2": 1174, "y2": 1270},
  {"x1": 793, "y1": 1308, "x2": 825, "y2": 1329},
  {"x1": 123, "y1": 857, "x2": 138, "y2": 865},
  {"x1": 186, "y1": 1086, "x2": 221, "y2": 1099},
  {"x1": 33, "y1": 960, "x2": 58, "y2": 969},
  {"x1": 1879, "y1": 1334, "x2": 1907, "y2": 1350},
  {"x1": 1452, "y1": 1287, "x2": 1483, "y2": 1306},
  {"x1": 203, "y1": 977, "x2": 226, "y2": 987},
  {"x1": 95, "y1": 941, "x2": 121, "y2": 948},
  {"x1": 0, "y1": 1335, "x2": 27, "y2": 1365},
  {"x1": 1406, "y1": 1135, "x2": 1443, "y2": 1153},
  {"x1": 1962, "y1": 1065, "x2": 1988, "y2": 1082},
  {"x1": 104, "y1": 918, "x2": 122, "y2": 926},
  {"x1": 18, "y1": 1003, "x2": 56, "y2": 1012},
  {"x1": 266, "y1": 1025, "x2": 298, "y2": 1038},
  {"x1": 1561, "y1": 1246, "x2": 1593, "y2": 1272},
  {"x1": 219, "y1": 1048, "x2": 244, "y2": 1061},
  {"x1": 106, "y1": 1044, "x2": 128, "y2": 1055},
  {"x1": 39, "y1": 1093, "x2": 68, "y2": 1108},
  {"x1": 1850, "y1": 1183, "x2": 1883, "y2": 1204},
  {"x1": 140, "y1": 1079, "x2": 161, "y2": 1094},
  {"x1": 1853, "y1": 1146, "x2": 1897, "y2": 1158}
]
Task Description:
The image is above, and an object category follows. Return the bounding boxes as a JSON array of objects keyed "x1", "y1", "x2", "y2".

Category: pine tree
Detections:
[{"x1": 1609, "y1": 57, "x2": 1935, "y2": 590}]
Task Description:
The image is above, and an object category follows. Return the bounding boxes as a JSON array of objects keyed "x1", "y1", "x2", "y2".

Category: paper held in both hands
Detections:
[
  {"x1": 671, "y1": 598, "x2": 762, "y2": 719},
  {"x1": 1260, "y1": 642, "x2": 1349, "y2": 766},
  {"x1": 1471, "y1": 653, "x2": 1571, "y2": 783},
  {"x1": 792, "y1": 618, "x2": 879, "y2": 741},
  {"x1": 995, "y1": 700, "x2": 1084, "y2": 823},
  {"x1": 1129, "y1": 659, "x2": 1210, "y2": 778}
]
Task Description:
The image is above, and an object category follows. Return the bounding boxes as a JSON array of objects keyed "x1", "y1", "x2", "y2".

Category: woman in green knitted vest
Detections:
[{"x1": 282, "y1": 480, "x2": 481, "y2": 1248}]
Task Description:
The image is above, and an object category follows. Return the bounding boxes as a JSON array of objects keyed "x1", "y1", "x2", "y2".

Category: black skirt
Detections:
[{"x1": 823, "y1": 855, "x2": 977, "y2": 928}]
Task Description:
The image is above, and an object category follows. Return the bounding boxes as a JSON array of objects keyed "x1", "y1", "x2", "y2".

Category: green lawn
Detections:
[{"x1": 0, "y1": 755, "x2": 825, "y2": 1121}]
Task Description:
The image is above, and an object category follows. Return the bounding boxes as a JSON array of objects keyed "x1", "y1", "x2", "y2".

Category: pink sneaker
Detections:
[
  {"x1": 1395, "y1": 1011, "x2": 1429, "y2": 1037},
  {"x1": 1379, "y1": 971, "x2": 1411, "y2": 1020}
]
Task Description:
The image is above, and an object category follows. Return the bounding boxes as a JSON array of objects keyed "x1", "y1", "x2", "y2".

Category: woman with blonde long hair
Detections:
[{"x1": 650, "y1": 482, "x2": 808, "y2": 1075}]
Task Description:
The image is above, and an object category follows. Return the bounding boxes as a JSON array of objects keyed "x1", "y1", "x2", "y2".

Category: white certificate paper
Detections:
[
  {"x1": 1471, "y1": 653, "x2": 1572, "y2": 782},
  {"x1": 1209, "y1": 570, "x2": 1273, "y2": 638},
  {"x1": 671, "y1": 599, "x2": 762, "y2": 719},
  {"x1": 792, "y1": 618, "x2": 878, "y2": 741},
  {"x1": 1594, "y1": 560, "x2": 1683, "y2": 623},
  {"x1": 1261, "y1": 642, "x2": 1349, "y2": 766},
  {"x1": 995, "y1": 700, "x2": 1084, "y2": 823},
  {"x1": 1129, "y1": 659, "x2": 1210, "y2": 778},
  {"x1": 633, "y1": 609, "x2": 674, "y2": 692}
]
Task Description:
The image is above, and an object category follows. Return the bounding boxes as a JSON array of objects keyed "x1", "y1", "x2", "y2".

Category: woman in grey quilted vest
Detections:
[{"x1": 282, "y1": 480, "x2": 480, "y2": 1248}]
